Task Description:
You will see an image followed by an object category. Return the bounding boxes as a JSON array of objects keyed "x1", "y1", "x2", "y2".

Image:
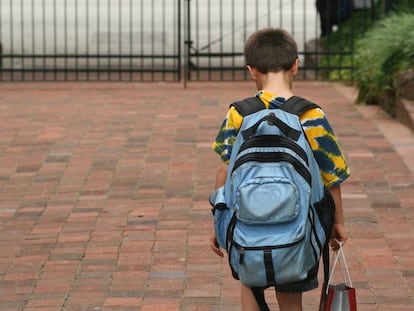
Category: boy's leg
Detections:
[
  {"x1": 241, "y1": 285, "x2": 303, "y2": 311},
  {"x1": 241, "y1": 285, "x2": 260, "y2": 311},
  {"x1": 275, "y1": 291, "x2": 303, "y2": 311}
]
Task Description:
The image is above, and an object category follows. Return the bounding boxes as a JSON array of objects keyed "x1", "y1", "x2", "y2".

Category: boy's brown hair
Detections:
[{"x1": 244, "y1": 28, "x2": 298, "y2": 74}]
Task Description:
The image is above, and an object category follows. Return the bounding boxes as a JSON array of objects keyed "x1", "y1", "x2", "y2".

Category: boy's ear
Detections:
[
  {"x1": 246, "y1": 65, "x2": 258, "y2": 80},
  {"x1": 291, "y1": 57, "x2": 299, "y2": 75}
]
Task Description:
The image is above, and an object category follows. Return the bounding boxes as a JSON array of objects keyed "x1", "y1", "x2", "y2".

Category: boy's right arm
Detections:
[
  {"x1": 210, "y1": 162, "x2": 228, "y2": 257},
  {"x1": 214, "y1": 162, "x2": 228, "y2": 189},
  {"x1": 210, "y1": 107, "x2": 241, "y2": 257}
]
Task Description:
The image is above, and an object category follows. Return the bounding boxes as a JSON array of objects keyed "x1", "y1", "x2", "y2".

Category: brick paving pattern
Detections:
[{"x1": 0, "y1": 81, "x2": 413, "y2": 310}]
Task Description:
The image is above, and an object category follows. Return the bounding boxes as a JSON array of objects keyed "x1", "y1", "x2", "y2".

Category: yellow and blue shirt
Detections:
[{"x1": 212, "y1": 90, "x2": 350, "y2": 189}]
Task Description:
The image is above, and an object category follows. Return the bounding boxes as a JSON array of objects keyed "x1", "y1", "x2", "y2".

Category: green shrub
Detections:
[
  {"x1": 318, "y1": 0, "x2": 414, "y2": 82},
  {"x1": 353, "y1": 12, "x2": 414, "y2": 105}
]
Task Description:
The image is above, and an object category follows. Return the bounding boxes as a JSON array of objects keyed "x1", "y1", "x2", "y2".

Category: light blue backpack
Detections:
[{"x1": 210, "y1": 96, "x2": 335, "y2": 290}]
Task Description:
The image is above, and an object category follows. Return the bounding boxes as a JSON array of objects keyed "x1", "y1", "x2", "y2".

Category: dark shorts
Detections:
[{"x1": 274, "y1": 275, "x2": 319, "y2": 293}]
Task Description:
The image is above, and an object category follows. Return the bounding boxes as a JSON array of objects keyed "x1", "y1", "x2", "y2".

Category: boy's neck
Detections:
[{"x1": 256, "y1": 71, "x2": 294, "y2": 99}]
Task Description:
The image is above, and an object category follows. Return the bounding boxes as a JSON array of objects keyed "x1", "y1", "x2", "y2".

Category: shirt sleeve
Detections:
[
  {"x1": 300, "y1": 108, "x2": 351, "y2": 189},
  {"x1": 212, "y1": 107, "x2": 243, "y2": 163},
  {"x1": 212, "y1": 103, "x2": 350, "y2": 189}
]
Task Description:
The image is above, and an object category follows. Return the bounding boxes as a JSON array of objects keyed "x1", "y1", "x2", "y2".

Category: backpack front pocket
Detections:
[
  {"x1": 236, "y1": 177, "x2": 299, "y2": 224},
  {"x1": 229, "y1": 237, "x2": 315, "y2": 287}
]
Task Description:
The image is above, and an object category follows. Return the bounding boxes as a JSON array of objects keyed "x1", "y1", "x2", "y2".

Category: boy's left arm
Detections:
[
  {"x1": 329, "y1": 184, "x2": 348, "y2": 251},
  {"x1": 301, "y1": 108, "x2": 350, "y2": 250}
]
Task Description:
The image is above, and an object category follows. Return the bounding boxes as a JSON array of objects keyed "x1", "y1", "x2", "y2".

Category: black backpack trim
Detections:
[
  {"x1": 280, "y1": 96, "x2": 321, "y2": 116},
  {"x1": 230, "y1": 95, "x2": 320, "y2": 117},
  {"x1": 230, "y1": 96, "x2": 266, "y2": 116}
]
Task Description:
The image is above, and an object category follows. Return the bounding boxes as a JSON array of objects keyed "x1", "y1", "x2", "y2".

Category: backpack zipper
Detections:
[
  {"x1": 233, "y1": 236, "x2": 305, "y2": 265},
  {"x1": 238, "y1": 135, "x2": 309, "y2": 165},
  {"x1": 232, "y1": 152, "x2": 312, "y2": 186}
]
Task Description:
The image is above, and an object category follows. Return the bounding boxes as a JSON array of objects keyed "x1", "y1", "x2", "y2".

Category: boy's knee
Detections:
[
  {"x1": 275, "y1": 291, "x2": 303, "y2": 311},
  {"x1": 241, "y1": 285, "x2": 261, "y2": 311}
]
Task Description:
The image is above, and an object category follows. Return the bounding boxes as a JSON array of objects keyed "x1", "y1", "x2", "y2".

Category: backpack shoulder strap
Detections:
[
  {"x1": 231, "y1": 95, "x2": 320, "y2": 117},
  {"x1": 230, "y1": 97, "x2": 266, "y2": 117},
  {"x1": 281, "y1": 96, "x2": 320, "y2": 116}
]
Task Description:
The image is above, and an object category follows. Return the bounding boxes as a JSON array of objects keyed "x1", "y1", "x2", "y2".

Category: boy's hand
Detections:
[
  {"x1": 210, "y1": 231, "x2": 224, "y2": 257},
  {"x1": 330, "y1": 223, "x2": 348, "y2": 251}
]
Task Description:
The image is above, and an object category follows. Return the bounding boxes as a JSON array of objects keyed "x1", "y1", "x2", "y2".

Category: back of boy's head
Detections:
[{"x1": 244, "y1": 28, "x2": 298, "y2": 74}]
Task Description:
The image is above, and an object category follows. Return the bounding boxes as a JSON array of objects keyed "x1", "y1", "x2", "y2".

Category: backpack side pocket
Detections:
[
  {"x1": 209, "y1": 186, "x2": 233, "y2": 248},
  {"x1": 313, "y1": 190, "x2": 335, "y2": 243}
]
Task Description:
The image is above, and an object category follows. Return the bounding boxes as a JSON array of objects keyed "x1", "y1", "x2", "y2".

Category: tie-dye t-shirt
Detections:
[{"x1": 212, "y1": 90, "x2": 350, "y2": 189}]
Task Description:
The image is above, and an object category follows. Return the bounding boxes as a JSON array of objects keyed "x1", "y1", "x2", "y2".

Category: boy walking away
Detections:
[{"x1": 209, "y1": 28, "x2": 350, "y2": 311}]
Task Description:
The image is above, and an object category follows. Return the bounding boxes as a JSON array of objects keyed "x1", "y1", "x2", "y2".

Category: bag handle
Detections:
[{"x1": 326, "y1": 242, "x2": 353, "y2": 294}]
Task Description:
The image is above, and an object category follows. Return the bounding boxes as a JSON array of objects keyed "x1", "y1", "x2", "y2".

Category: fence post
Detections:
[{"x1": 183, "y1": 0, "x2": 192, "y2": 88}]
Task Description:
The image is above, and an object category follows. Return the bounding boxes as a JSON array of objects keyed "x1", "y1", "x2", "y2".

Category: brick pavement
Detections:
[{"x1": 0, "y1": 81, "x2": 413, "y2": 311}]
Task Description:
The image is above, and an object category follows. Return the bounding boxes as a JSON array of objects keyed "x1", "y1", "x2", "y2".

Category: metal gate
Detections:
[
  {"x1": 184, "y1": 0, "x2": 380, "y2": 82},
  {"x1": 0, "y1": 0, "x2": 181, "y2": 82},
  {"x1": 0, "y1": 0, "x2": 380, "y2": 82}
]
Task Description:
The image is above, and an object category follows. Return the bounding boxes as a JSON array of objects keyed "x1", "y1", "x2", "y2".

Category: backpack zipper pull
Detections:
[{"x1": 239, "y1": 247, "x2": 245, "y2": 265}]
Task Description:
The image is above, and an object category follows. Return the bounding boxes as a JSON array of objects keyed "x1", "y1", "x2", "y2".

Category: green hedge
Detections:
[
  {"x1": 353, "y1": 12, "x2": 414, "y2": 106},
  {"x1": 319, "y1": 0, "x2": 414, "y2": 87}
]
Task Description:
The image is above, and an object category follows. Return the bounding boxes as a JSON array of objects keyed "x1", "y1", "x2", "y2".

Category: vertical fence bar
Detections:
[
  {"x1": 177, "y1": 0, "x2": 181, "y2": 82},
  {"x1": 243, "y1": 0, "x2": 248, "y2": 80},
  {"x1": 266, "y1": 0, "x2": 270, "y2": 26},
  {"x1": 350, "y1": 1, "x2": 356, "y2": 82},
  {"x1": 315, "y1": 0, "x2": 320, "y2": 80},
  {"x1": 31, "y1": 0, "x2": 35, "y2": 80},
  {"x1": 0, "y1": 1, "x2": 3, "y2": 81},
  {"x1": 10, "y1": 0, "x2": 14, "y2": 81},
  {"x1": 86, "y1": 0, "x2": 90, "y2": 81},
  {"x1": 279, "y1": 0, "x2": 283, "y2": 28},
  {"x1": 219, "y1": 0, "x2": 223, "y2": 80},
  {"x1": 231, "y1": 0, "x2": 235, "y2": 80},
  {"x1": 118, "y1": 0, "x2": 121, "y2": 81},
  {"x1": 107, "y1": 0, "x2": 111, "y2": 81},
  {"x1": 151, "y1": 0, "x2": 155, "y2": 81},
  {"x1": 140, "y1": 0, "x2": 143, "y2": 81},
  {"x1": 97, "y1": 0, "x2": 101, "y2": 81},
  {"x1": 184, "y1": 0, "x2": 190, "y2": 88},
  {"x1": 75, "y1": 0, "x2": 78, "y2": 81},
  {"x1": 42, "y1": 0, "x2": 46, "y2": 80},
  {"x1": 291, "y1": 0, "x2": 295, "y2": 38},
  {"x1": 161, "y1": 0, "x2": 167, "y2": 79},
  {"x1": 129, "y1": 0, "x2": 133, "y2": 81},
  {"x1": 0, "y1": 0, "x2": 2, "y2": 81},
  {"x1": 206, "y1": 0, "x2": 210, "y2": 81},
  {"x1": 302, "y1": 0, "x2": 307, "y2": 79},
  {"x1": 53, "y1": 0, "x2": 57, "y2": 80},
  {"x1": 328, "y1": 0, "x2": 333, "y2": 79},
  {"x1": 64, "y1": 0, "x2": 68, "y2": 80},
  {"x1": 20, "y1": 0, "x2": 24, "y2": 81}
]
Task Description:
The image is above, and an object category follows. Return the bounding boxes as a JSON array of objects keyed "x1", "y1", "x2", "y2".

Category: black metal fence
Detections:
[
  {"x1": 185, "y1": 0, "x2": 381, "y2": 81},
  {"x1": 0, "y1": 0, "x2": 181, "y2": 82},
  {"x1": 0, "y1": 0, "x2": 382, "y2": 82}
]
